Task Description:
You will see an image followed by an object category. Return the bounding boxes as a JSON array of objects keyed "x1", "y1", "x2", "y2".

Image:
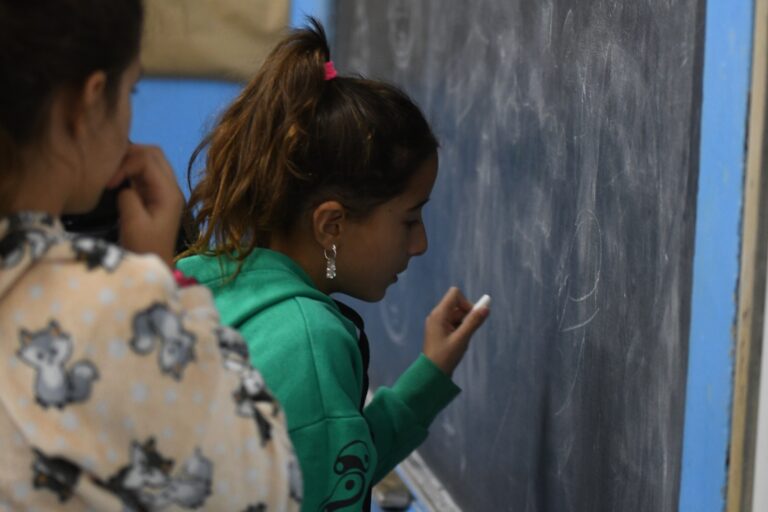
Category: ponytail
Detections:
[{"x1": 183, "y1": 18, "x2": 437, "y2": 264}]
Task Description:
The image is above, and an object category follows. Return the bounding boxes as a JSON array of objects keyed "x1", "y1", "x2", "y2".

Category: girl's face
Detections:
[
  {"x1": 336, "y1": 153, "x2": 438, "y2": 302},
  {"x1": 64, "y1": 58, "x2": 141, "y2": 213}
]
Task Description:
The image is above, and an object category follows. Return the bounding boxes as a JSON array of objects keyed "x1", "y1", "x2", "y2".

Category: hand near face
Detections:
[
  {"x1": 422, "y1": 287, "x2": 490, "y2": 377},
  {"x1": 107, "y1": 144, "x2": 184, "y2": 267}
]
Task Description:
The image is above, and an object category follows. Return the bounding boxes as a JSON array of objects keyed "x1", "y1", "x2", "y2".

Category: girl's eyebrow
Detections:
[{"x1": 408, "y1": 198, "x2": 430, "y2": 212}]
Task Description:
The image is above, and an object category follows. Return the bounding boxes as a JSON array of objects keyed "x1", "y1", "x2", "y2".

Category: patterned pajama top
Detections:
[{"x1": 0, "y1": 212, "x2": 302, "y2": 511}]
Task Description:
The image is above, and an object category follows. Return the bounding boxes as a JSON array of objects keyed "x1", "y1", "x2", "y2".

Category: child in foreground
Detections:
[
  {"x1": 0, "y1": 0, "x2": 301, "y2": 509},
  {"x1": 178, "y1": 19, "x2": 490, "y2": 511}
]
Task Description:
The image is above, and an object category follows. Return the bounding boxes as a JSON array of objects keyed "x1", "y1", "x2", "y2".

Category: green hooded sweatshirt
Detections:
[{"x1": 177, "y1": 249, "x2": 460, "y2": 512}]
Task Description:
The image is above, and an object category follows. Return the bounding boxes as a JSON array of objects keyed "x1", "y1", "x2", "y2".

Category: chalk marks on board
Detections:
[
  {"x1": 557, "y1": 210, "x2": 603, "y2": 333},
  {"x1": 387, "y1": 0, "x2": 421, "y2": 70},
  {"x1": 346, "y1": 2, "x2": 371, "y2": 75},
  {"x1": 489, "y1": 395, "x2": 517, "y2": 456},
  {"x1": 553, "y1": 210, "x2": 602, "y2": 418},
  {"x1": 554, "y1": 332, "x2": 587, "y2": 417},
  {"x1": 446, "y1": 23, "x2": 491, "y2": 126}
]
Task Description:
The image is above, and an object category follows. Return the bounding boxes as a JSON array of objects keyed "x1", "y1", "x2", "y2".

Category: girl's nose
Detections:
[{"x1": 409, "y1": 224, "x2": 428, "y2": 256}]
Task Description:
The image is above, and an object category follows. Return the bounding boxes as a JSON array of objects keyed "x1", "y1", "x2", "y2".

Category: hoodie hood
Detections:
[{"x1": 177, "y1": 249, "x2": 347, "y2": 331}]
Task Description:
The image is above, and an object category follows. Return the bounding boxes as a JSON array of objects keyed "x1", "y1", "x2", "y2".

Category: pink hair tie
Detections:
[
  {"x1": 172, "y1": 269, "x2": 198, "y2": 288},
  {"x1": 324, "y1": 61, "x2": 338, "y2": 81}
]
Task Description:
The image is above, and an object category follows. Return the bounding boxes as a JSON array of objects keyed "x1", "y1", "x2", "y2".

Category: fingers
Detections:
[
  {"x1": 109, "y1": 145, "x2": 144, "y2": 185},
  {"x1": 432, "y1": 287, "x2": 472, "y2": 320},
  {"x1": 119, "y1": 145, "x2": 176, "y2": 190},
  {"x1": 422, "y1": 286, "x2": 491, "y2": 376},
  {"x1": 112, "y1": 144, "x2": 183, "y2": 267},
  {"x1": 432, "y1": 288, "x2": 481, "y2": 331},
  {"x1": 447, "y1": 307, "x2": 466, "y2": 327},
  {"x1": 450, "y1": 305, "x2": 490, "y2": 347},
  {"x1": 118, "y1": 145, "x2": 183, "y2": 213}
]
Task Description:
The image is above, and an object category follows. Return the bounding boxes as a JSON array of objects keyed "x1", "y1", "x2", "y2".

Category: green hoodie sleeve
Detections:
[
  {"x1": 364, "y1": 354, "x2": 460, "y2": 483},
  {"x1": 238, "y1": 297, "x2": 460, "y2": 511}
]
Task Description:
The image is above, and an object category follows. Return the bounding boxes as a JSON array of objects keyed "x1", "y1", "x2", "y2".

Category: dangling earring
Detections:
[{"x1": 324, "y1": 244, "x2": 337, "y2": 280}]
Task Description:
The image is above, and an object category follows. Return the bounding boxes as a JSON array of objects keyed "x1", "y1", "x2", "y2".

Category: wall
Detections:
[{"x1": 677, "y1": 0, "x2": 755, "y2": 509}]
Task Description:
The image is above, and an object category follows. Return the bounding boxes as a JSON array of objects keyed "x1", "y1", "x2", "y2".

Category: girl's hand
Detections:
[
  {"x1": 107, "y1": 144, "x2": 184, "y2": 267},
  {"x1": 422, "y1": 287, "x2": 490, "y2": 376}
]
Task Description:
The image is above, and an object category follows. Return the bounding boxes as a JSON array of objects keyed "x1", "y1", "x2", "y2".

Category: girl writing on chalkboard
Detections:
[{"x1": 177, "y1": 19, "x2": 490, "y2": 512}]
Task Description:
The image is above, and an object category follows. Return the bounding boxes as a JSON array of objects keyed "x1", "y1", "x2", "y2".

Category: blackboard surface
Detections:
[{"x1": 334, "y1": 1, "x2": 705, "y2": 511}]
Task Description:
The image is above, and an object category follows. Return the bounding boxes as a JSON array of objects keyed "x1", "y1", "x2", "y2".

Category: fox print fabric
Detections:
[{"x1": 0, "y1": 213, "x2": 302, "y2": 511}]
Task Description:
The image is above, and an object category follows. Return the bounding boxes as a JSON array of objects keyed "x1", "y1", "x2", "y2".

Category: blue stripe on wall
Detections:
[
  {"x1": 678, "y1": 0, "x2": 755, "y2": 510},
  {"x1": 130, "y1": 79, "x2": 241, "y2": 197},
  {"x1": 290, "y1": 0, "x2": 333, "y2": 30}
]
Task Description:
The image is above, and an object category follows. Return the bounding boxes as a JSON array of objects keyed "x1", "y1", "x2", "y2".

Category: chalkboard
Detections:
[{"x1": 333, "y1": 1, "x2": 705, "y2": 511}]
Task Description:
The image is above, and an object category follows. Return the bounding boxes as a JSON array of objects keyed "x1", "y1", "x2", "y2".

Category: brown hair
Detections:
[
  {"x1": 0, "y1": 0, "x2": 144, "y2": 186},
  {"x1": 182, "y1": 18, "x2": 438, "y2": 264}
]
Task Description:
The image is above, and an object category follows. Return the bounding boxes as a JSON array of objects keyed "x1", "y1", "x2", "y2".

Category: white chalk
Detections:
[{"x1": 472, "y1": 294, "x2": 491, "y2": 312}]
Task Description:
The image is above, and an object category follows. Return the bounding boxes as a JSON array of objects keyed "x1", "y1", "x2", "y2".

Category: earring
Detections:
[{"x1": 324, "y1": 244, "x2": 337, "y2": 280}]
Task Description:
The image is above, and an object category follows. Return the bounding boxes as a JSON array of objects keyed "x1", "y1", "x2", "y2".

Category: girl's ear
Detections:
[
  {"x1": 66, "y1": 70, "x2": 108, "y2": 138},
  {"x1": 311, "y1": 200, "x2": 346, "y2": 249}
]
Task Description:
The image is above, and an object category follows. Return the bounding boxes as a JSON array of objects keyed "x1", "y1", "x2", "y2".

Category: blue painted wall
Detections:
[
  {"x1": 291, "y1": 0, "x2": 333, "y2": 34},
  {"x1": 678, "y1": 0, "x2": 755, "y2": 510},
  {"x1": 130, "y1": 79, "x2": 240, "y2": 197}
]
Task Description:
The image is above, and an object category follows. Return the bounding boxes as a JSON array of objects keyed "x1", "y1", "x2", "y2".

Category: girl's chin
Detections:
[{"x1": 355, "y1": 288, "x2": 389, "y2": 304}]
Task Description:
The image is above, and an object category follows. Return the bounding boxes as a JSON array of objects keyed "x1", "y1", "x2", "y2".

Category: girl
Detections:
[
  {"x1": 0, "y1": 0, "x2": 301, "y2": 510},
  {"x1": 177, "y1": 20, "x2": 490, "y2": 511}
]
